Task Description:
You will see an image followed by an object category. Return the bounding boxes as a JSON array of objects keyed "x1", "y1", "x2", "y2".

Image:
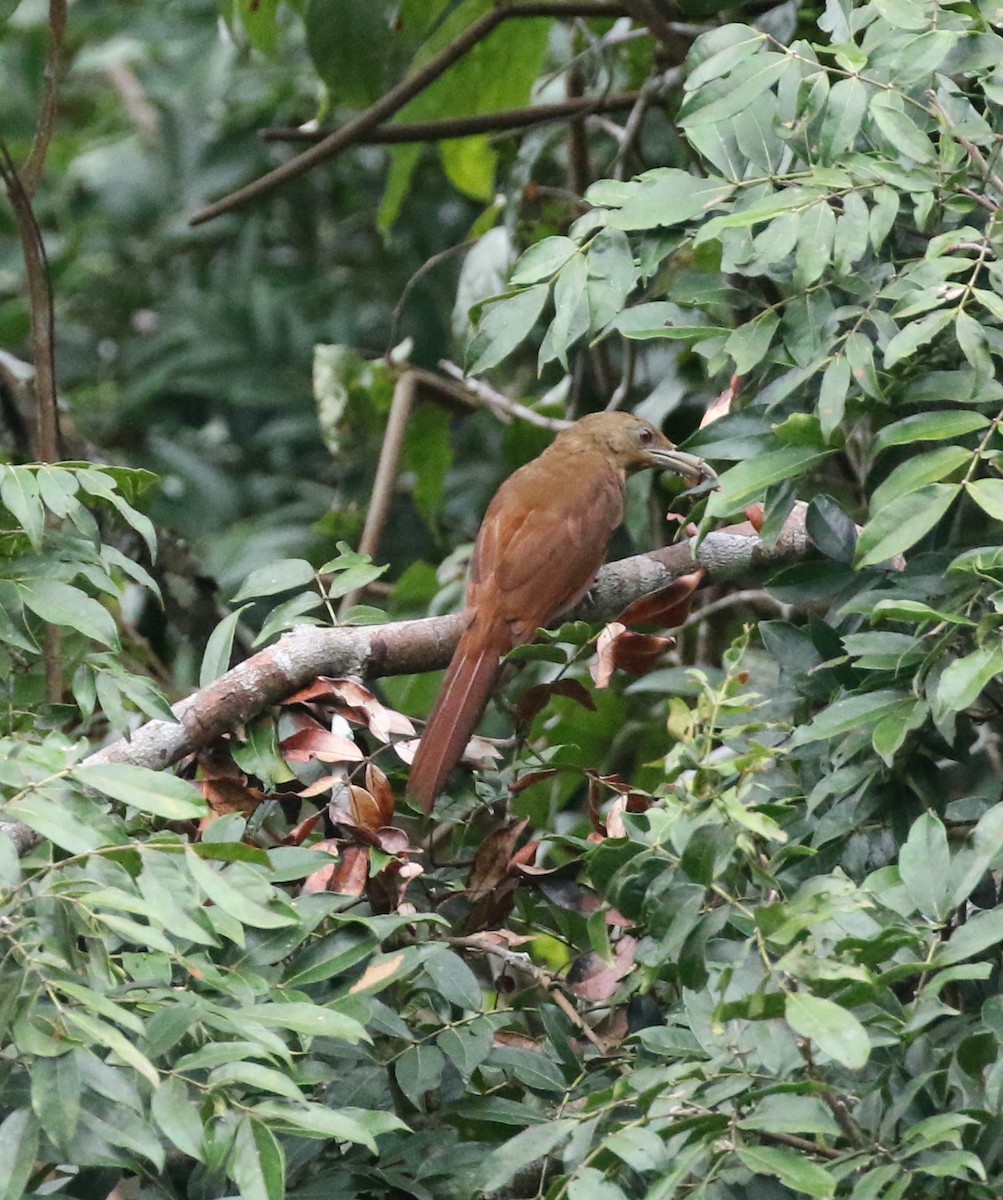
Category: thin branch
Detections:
[
  {"x1": 929, "y1": 91, "x2": 1003, "y2": 202},
  {"x1": 338, "y1": 372, "x2": 418, "y2": 616},
  {"x1": 389, "y1": 241, "x2": 474, "y2": 351},
  {"x1": 190, "y1": 1, "x2": 629, "y2": 225},
  {"x1": 438, "y1": 360, "x2": 571, "y2": 431},
  {"x1": 0, "y1": 145, "x2": 59, "y2": 463},
  {"x1": 260, "y1": 92, "x2": 641, "y2": 146},
  {"x1": 21, "y1": 0, "x2": 67, "y2": 197},
  {"x1": 85, "y1": 504, "x2": 815, "y2": 776},
  {"x1": 678, "y1": 588, "x2": 788, "y2": 631},
  {"x1": 448, "y1": 934, "x2": 611, "y2": 1053}
]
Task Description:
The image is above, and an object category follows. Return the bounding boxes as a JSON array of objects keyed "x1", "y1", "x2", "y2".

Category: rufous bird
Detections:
[{"x1": 406, "y1": 411, "x2": 715, "y2": 813}]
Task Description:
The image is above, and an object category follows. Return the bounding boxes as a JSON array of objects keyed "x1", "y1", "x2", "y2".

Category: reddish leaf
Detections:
[
  {"x1": 514, "y1": 679, "x2": 596, "y2": 730},
  {"x1": 365, "y1": 762, "x2": 395, "y2": 823},
  {"x1": 591, "y1": 622, "x2": 627, "y2": 689},
  {"x1": 510, "y1": 768, "x2": 559, "y2": 795},
  {"x1": 280, "y1": 727, "x2": 364, "y2": 763},
  {"x1": 329, "y1": 845, "x2": 370, "y2": 896},
  {"x1": 591, "y1": 625, "x2": 673, "y2": 688},
  {"x1": 567, "y1": 936, "x2": 637, "y2": 1001},
  {"x1": 285, "y1": 677, "x2": 416, "y2": 741},
  {"x1": 283, "y1": 811, "x2": 324, "y2": 845},
  {"x1": 298, "y1": 774, "x2": 339, "y2": 798},
  {"x1": 199, "y1": 778, "x2": 263, "y2": 819},
  {"x1": 468, "y1": 818, "x2": 530, "y2": 901},
  {"x1": 618, "y1": 569, "x2": 705, "y2": 628}
]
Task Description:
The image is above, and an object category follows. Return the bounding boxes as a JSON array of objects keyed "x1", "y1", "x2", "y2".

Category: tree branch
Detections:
[
  {"x1": 85, "y1": 505, "x2": 815, "y2": 774},
  {"x1": 21, "y1": 0, "x2": 67, "y2": 197},
  {"x1": 190, "y1": 2, "x2": 629, "y2": 226},
  {"x1": 259, "y1": 92, "x2": 641, "y2": 146}
]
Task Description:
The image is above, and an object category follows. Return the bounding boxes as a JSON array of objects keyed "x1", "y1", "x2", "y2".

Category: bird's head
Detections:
[{"x1": 567, "y1": 412, "x2": 716, "y2": 484}]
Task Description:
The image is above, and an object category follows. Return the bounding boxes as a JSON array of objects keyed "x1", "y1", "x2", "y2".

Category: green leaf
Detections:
[
  {"x1": 468, "y1": 284, "x2": 549, "y2": 373},
  {"x1": 935, "y1": 907, "x2": 1003, "y2": 966},
  {"x1": 237, "y1": 1002, "x2": 369, "y2": 1043},
  {"x1": 785, "y1": 992, "x2": 870, "y2": 1070},
  {"x1": 966, "y1": 478, "x2": 1003, "y2": 521},
  {"x1": 545, "y1": 253, "x2": 590, "y2": 369},
  {"x1": 706, "y1": 446, "x2": 831, "y2": 518},
  {"x1": 682, "y1": 52, "x2": 790, "y2": 127},
  {"x1": 305, "y1": 0, "x2": 392, "y2": 106},
  {"x1": 511, "y1": 237, "x2": 578, "y2": 285},
  {"x1": 200, "y1": 606, "x2": 249, "y2": 687},
  {"x1": 870, "y1": 446, "x2": 970, "y2": 510},
  {"x1": 250, "y1": 1101, "x2": 390, "y2": 1149},
  {"x1": 5, "y1": 785, "x2": 109, "y2": 854},
  {"x1": 19, "y1": 579, "x2": 118, "y2": 647},
  {"x1": 184, "y1": 848, "x2": 297, "y2": 929},
  {"x1": 74, "y1": 763, "x2": 207, "y2": 820},
  {"x1": 874, "y1": 409, "x2": 989, "y2": 453},
  {"x1": 790, "y1": 689, "x2": 913, "y2": 746},
  {"x1": 232, "y1": 559, "x2": 317, "y2": 602},
  {"x1": 806, "y1": 494, "x2": 857, "y2": 562},
  {"x1": 479, "y1": 1119, "x2": 576, "y2": 1192},
  {"x1": 819, "y1": 76, "x2": 868, "y2": 160},
  {"x1": 152, "y1": 1076, "x2": 205, "y2": 1160},
  {"x1": 737, "y1": 1141, "x2": 836, "y2": 1197},
  {"x1": 869, "y1": 92, "x2": 934, "y2": 162},
  {"x1": 883, "y1": 308, "x2": 953, "y2": 368},
  {"x1": 855, "y1": 483, "x2": 958, "y2": 567},
  {"x1": 726, "y1": 312, "x2": 779, "y2": 373},
  {"x1": 817, "y1": 355, "x2": 851, "y2": 440},
  {"x1": 795, "y1": 201, "x2": 836, "y2": 286},
  {"x1": 0, "y1": 467, "x2": 44, "y2": 549},
  {"x1": 899, "y1": 812, "x2": 951, "y2": 919},
  {"x1": 592, "y1": 168, "x2": 735, "y2": 230},
  {"x1": 230, "y1": 1116, "x2": 285, "y2": 1200},
  {"x1": 935, "y1": 644, "x2": 1003, "y2": 712},
  {"x1": 30, "y1": 1052, "x2": 80, "y2": 1151},
  {"x1": 423, "y1": 949, "x2": 483, "y2": 1010},
  {"x1": 0, "y1": 1109, "x2": 39, "y2": 1200}
]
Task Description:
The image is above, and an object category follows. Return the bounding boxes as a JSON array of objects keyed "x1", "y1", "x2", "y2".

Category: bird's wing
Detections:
[{"x1": 469, "y1": 460, "x2": 624, "y2": 638}]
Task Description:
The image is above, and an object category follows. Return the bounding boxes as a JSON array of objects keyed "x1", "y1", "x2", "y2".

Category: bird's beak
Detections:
[{"x1": 647, "y1": 445, "x2": 717, "y2": 485}]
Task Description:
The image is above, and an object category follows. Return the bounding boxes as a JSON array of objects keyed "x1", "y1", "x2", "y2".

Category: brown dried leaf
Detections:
[
  {"x1": 330, "y1": 845, "x2": 370, "y2": 896},
  {"x1": 199, "y1": 778, "x2": 263, "y2": 819},
  {"x1": 279, "y1": 727, "x2": 364, "y2": 763},
  {"x1": 510, "y1": 768, "x2": 559, "y2": 795},
  {"x1": 514, "y1": 679, "x2": 596, "y2": 731},
  {"x1": 591, "y1": 621, "x2": 626, "y2": 690},
  {"x1": 285, "y1": 677, "x2": 416, "y2": 740},
  {"x1": 468, "y1": 817, "x2": 530, "y2": 901},
  {"x1": 618, "y1": 569, "x2": 705, "y2": 628},
  {"x1": 494, "y1": 1030, "x2": 544, "y2": 1052},
  {"x1": 700, "y1": 374, "x2": 741, "y2": 428},
  {"x1": 365, "y1": 762, "x2": 395, "y2": 823},
  {"x1": 591, "y1": 625, "x2": 673, "y2": 688},
  {"x1": 284, "y1": 811, "x2": 324, "y2": 845},
  {"x1": 567, "y1": 936, "x2": 638, "y2": 1001},
  {"x1": 349, "y1": 951, "x2": 405, "y2": 994}
]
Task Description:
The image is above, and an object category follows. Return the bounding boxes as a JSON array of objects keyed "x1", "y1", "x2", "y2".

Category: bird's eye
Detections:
[{"x1": 638, "y1": 427, "x2": 654, "y2": 446}]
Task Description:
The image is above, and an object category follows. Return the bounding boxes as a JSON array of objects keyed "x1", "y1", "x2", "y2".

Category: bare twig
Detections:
[
  {"x1": 438, "y1": 360, "x2": 571, "y2": 431},
  {"x1": 390, "y1": 241, "x2": 474, "y2": 351},
  {"x1": 260, "y1": 92, "x2": 641, "y2": 146},
  {"x1": 448, "y1": 934, "x2": 611, "y2": 1053},
  {"x1": 339, "y1": 372, "x2": 418, "y2": 616},
  {"x1": 929, "y1": 92, "x2": 1003, "y2": 202},
  {"x1": 678, "y1": 588, "x2": 787, "y2": 631},
  {"x1": 21, "y1": 0, "x2": 67, "y2": 197},
  {"x1": 190, "y1": 1, "x2": 629, "y2": 225}
]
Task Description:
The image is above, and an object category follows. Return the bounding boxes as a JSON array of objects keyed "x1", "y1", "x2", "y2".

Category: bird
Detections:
[{"x1": 406, "y1": 411, "x2": 715, "y2": 813}]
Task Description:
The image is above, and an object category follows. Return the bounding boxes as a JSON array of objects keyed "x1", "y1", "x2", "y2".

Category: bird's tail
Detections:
[{"x1": 406, "y1": 619, "x2": 509, "y2": 814}]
